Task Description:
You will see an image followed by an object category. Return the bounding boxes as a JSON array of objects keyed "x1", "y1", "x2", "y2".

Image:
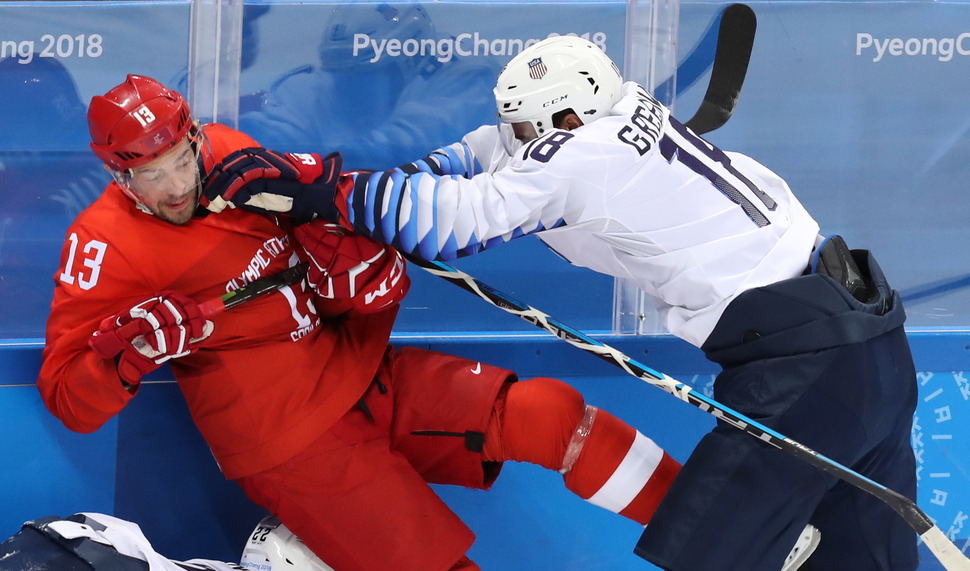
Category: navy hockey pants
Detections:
[{"x1": 635, "y1": 251, "x2": 919, "y2": 570}]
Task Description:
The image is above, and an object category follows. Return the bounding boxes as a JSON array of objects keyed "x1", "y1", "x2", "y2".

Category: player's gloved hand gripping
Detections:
[
  {"x1": 295, "y1": 221, "x2": 410, "y2": 314},
  {"x1": 201, "y1": 147, "x2": 347, "y2": 225},
  {"x1": 88, "y1": 291, "x2": 214, "y2": 389}
]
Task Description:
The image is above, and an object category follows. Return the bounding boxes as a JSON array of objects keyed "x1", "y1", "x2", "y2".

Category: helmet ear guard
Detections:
[{"x1": 493, "y1": 36, "x2": 623, "y2": 140}]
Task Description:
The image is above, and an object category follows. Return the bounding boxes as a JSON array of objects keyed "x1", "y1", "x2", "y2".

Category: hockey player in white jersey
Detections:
[{"x1": 202, "y1": 35, "x2": 919, "y2": 571}]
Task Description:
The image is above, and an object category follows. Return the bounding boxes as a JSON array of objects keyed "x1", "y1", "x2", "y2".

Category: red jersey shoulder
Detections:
[
  {"x1": 56, "y1": 192, "x2": 154, "y2": 303},
  {"x1": 70, "y1": 184, "x2": 135, "y2": 234},
  {"x1": 204, "y1": 123, "x2": 259, "y2": 161}
]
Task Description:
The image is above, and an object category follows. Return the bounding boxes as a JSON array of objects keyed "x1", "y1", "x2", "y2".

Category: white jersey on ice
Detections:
[
  {"x1": 1, "y1": 512, "x2": 244, "y2": 571},
  {"x1": 347, "y1": 82, "x2": 820, "y2": 346}
]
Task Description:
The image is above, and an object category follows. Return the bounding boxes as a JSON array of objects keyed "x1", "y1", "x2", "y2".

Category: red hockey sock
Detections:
[
  {"x1": 482, "y1": 378, "x2": 680, "y2": 524},
  {"x1": 562, "y1": 408, "x2": 680, "y2": 524}
]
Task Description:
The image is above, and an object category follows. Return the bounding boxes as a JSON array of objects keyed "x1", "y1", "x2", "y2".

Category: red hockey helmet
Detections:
[{"x1": 87, "y1": 74, "x2": 196, "y2": 172}]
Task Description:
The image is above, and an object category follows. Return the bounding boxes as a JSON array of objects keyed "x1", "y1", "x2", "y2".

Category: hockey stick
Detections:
[
  {"x1": 128, "y1": 263, "x2": 308, "y2": 354},
  {"x1": 408, "y1": 254, "x2": 970, "y2": 570},
  {"x1": 682, "y1": 3, "x2": 756, "y2": 135},
  {"x1": 198, "y1": 262, "x2": 309, "y2": 316}
]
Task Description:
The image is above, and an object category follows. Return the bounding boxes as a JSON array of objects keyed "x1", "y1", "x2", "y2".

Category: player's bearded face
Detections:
[{"x1": 127, "y1": 138, "x2": 202, "y2": 225}]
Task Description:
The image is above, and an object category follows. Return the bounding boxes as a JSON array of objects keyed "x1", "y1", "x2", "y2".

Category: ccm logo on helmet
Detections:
[{"x1": 542, "y1": 94, "x2": 568, "y2": 108}]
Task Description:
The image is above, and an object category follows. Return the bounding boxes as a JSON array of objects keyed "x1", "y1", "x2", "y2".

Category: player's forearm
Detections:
[
  {"x1": 38, "y1": 344, "x2": 134, "y2": 434},
  {"x1": 37, "y1": 313, "x2": 127, "y2": 434},
  {"x1": 343, "y1": 165, "x2": 542, "y2": 262}
]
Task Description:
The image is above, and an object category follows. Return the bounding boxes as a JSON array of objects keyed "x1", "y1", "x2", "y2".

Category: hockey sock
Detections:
[
  {"x1": 482, "y1": 378, "x2": 679, "y2": 524},
  {"x1": 561, "y1": 406, "x2": 680, "y2": 524}
]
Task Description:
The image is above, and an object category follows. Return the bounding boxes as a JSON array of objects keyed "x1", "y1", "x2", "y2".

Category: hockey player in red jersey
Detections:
[{"x1": 37, "y1": 75, "x2": 680, "y2": 571}]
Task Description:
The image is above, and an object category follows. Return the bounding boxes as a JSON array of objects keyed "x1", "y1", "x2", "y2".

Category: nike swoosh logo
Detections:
[{"x1": 471, "y1": 362, "x2": 482, "y2": 375}]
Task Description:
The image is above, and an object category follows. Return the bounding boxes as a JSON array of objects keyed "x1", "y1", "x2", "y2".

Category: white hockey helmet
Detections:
[
  {"x1": 493, "y1": 35, "x2": 623, "y2": 141},
  {"x1": 240, "y1": 516, "x2": 333, "y2": 571}
]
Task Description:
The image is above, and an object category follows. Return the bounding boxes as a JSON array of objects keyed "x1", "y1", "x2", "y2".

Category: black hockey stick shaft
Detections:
[
  {"x1": 409, "y1": 255, "x2": 970, "y2": 569},
  {"x1": 198, "y1": 262, "x2": 309, "y2": 316},
  {"x1": 683, "y1": 3, "x2": 757, "y2": 135}
]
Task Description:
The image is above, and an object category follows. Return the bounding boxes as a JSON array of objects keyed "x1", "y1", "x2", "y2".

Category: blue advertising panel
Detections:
[
  {"x1": 4, "y1": 1, "x2": 970, "y2": 335},
  {"x1": 677, "y1": 2, "x2": 970, "y2": 332},
  {"x1": 913, "y1": 369, "x2": 970, "y2": 554},
  {"x1": 0, "y1": 1, "x2": 191, "y2": 339}
]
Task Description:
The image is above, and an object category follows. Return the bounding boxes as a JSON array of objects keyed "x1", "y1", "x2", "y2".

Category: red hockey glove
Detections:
[
  {"x1": 88, "y1": 291, "x2": 214, "y2": 387},
  {"x1": 295, "y1": 221, "x2": 410, "y2": 313},
  {"x1": 201, "y1": 147, "x2": 344, "y2": 224}
]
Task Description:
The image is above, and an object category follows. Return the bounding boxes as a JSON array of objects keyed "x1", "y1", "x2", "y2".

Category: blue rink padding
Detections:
[{"x1": 1, "y1": 332, "x2": 968, "y2": 569}]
